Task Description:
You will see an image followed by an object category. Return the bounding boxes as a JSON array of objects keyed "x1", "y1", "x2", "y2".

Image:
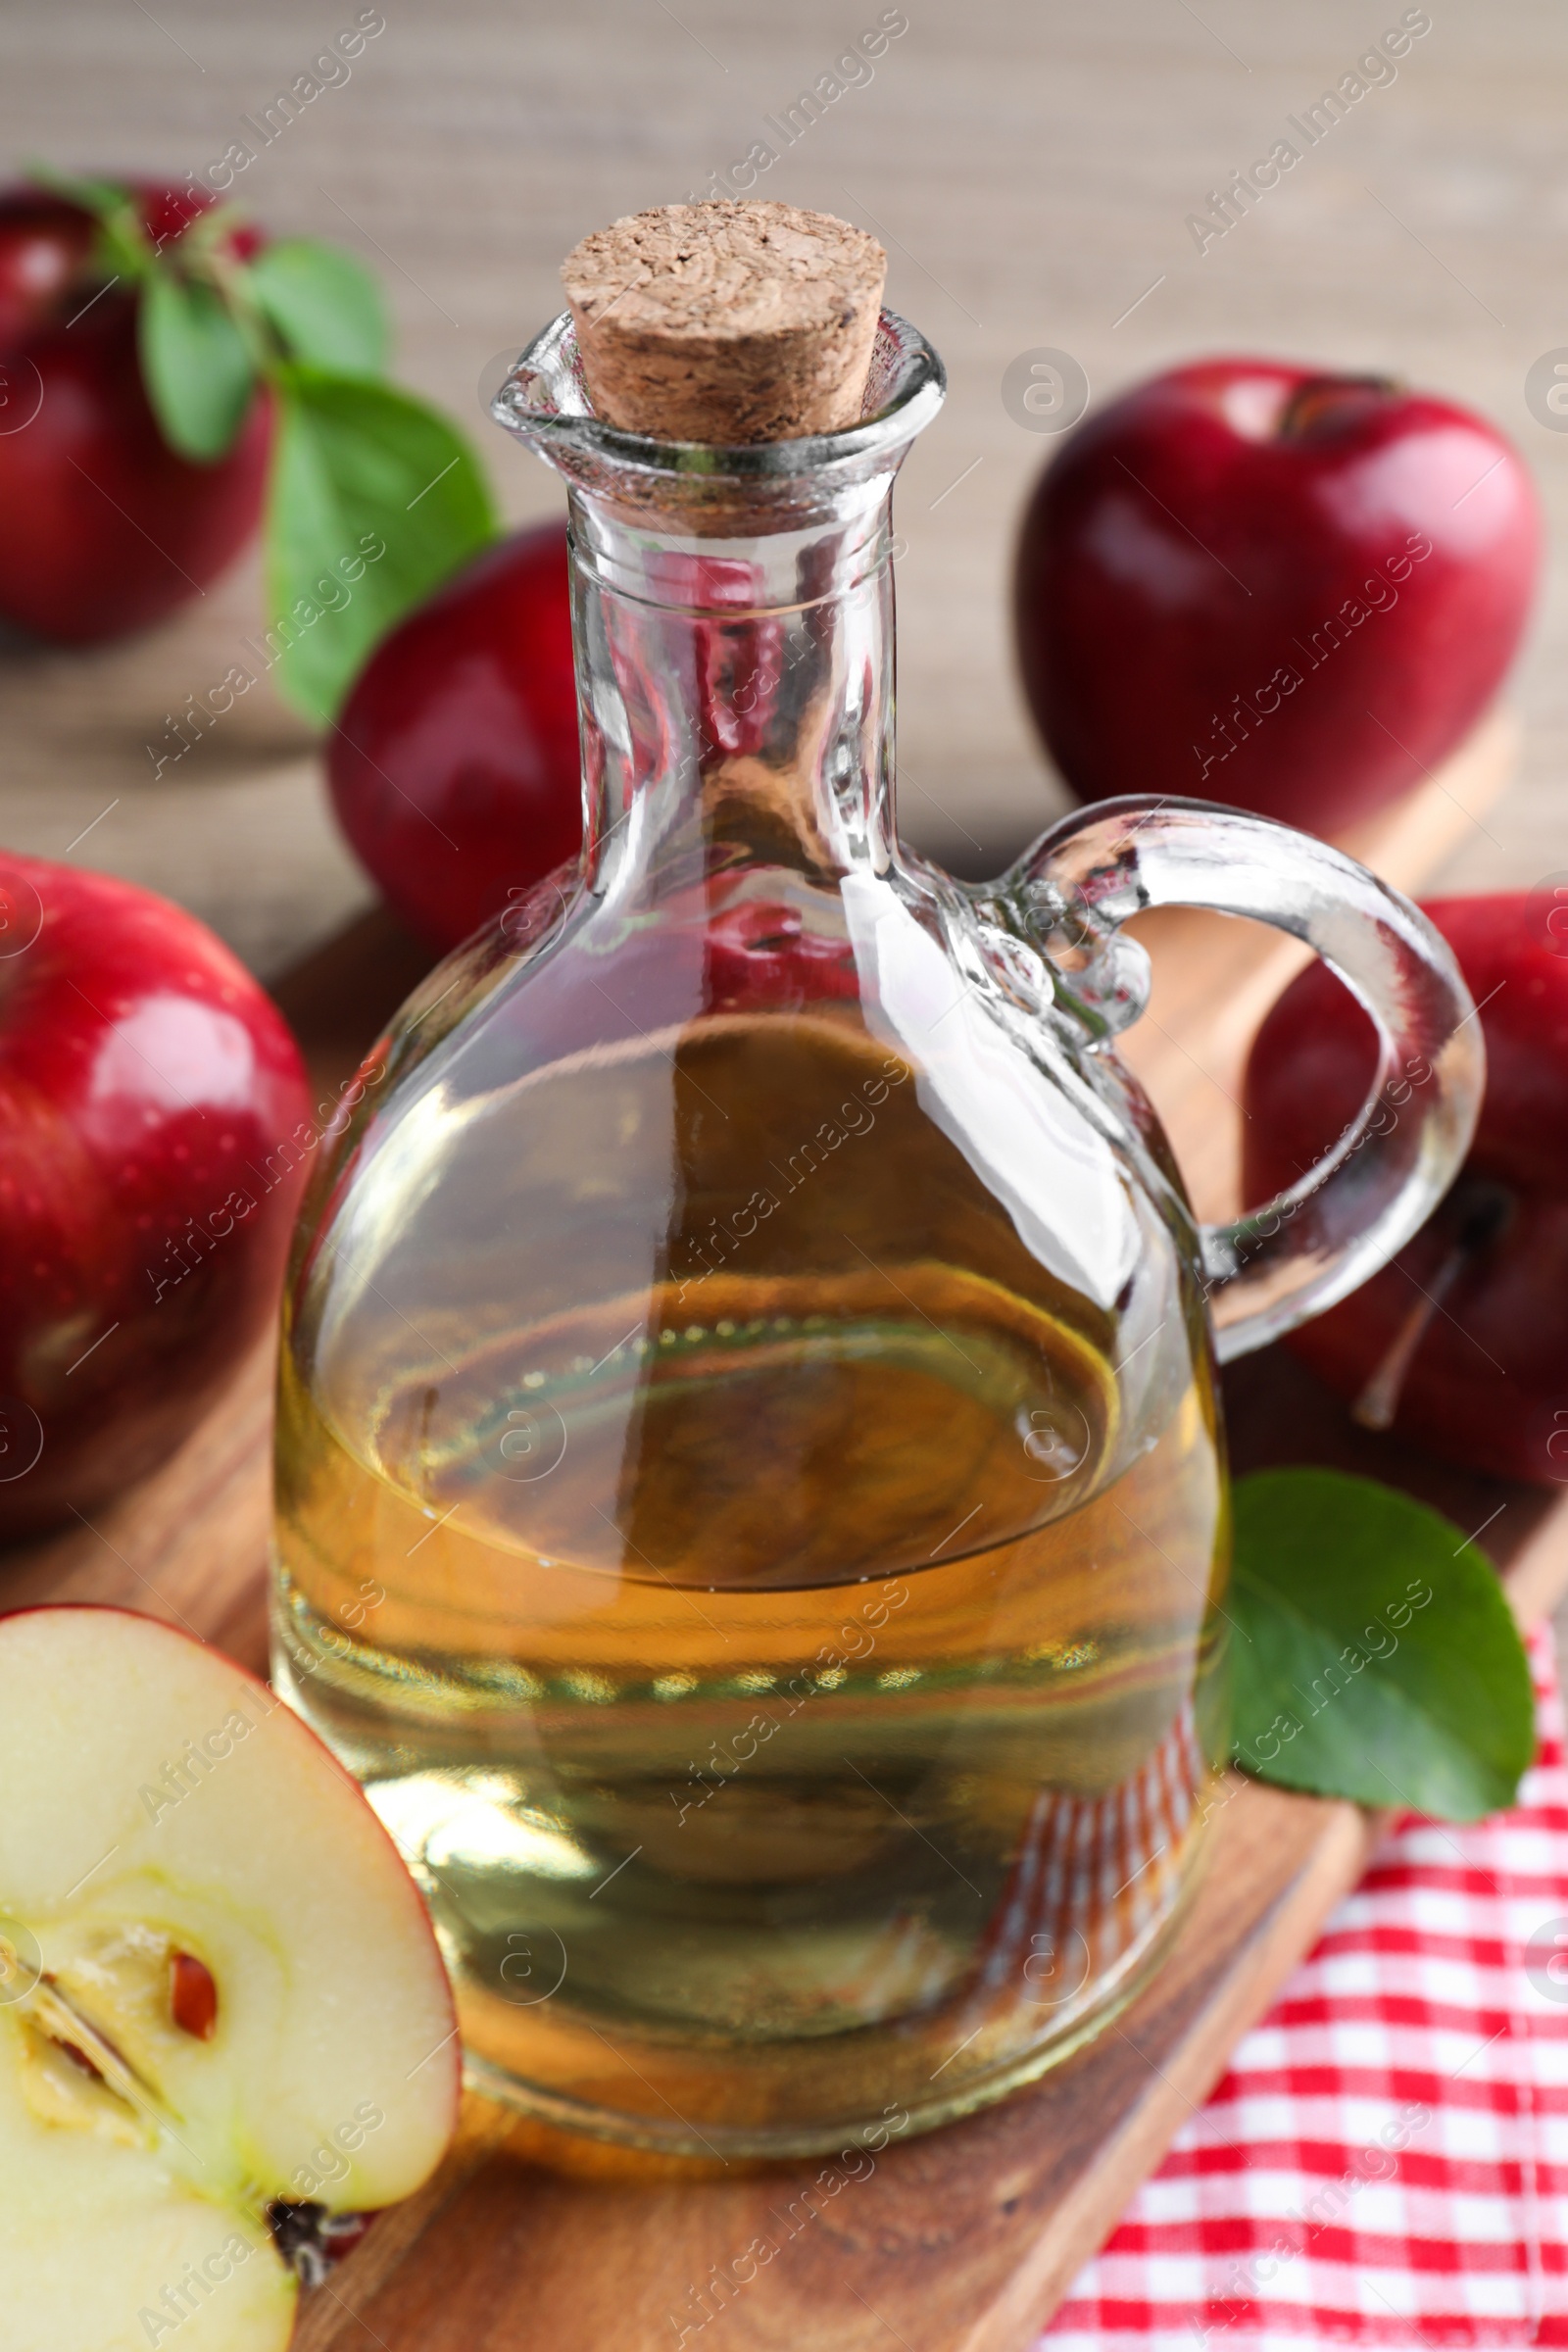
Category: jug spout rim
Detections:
[{"x1": 491, "y1": 306, "x2": 946, "y2": 497}]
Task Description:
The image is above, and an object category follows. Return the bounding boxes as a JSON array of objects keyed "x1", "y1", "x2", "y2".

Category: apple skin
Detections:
[
  {"x1": 1242, "y1": 894, "x2": 1568, "y2": 1485},
  {"x1": 706, "y1": 900, "x2": 859, "y2": 1010},
  {"x1": 0, "y1": 184, "x2": 272, "y2": 645},
  {"x1": 327, "y1": 521, "x2": 581, "y2": 953},
  {"x1": 1013, "y1": 360, "x2": 1542, "y2": 835},
  {"x1": 0, "y1": 853, "x2": 312, "y2": 1541}
]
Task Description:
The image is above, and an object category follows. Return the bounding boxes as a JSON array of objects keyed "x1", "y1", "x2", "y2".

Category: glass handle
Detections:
[{"x1": 1008, "y1": 796, "x2": 1485, "y2": 1362}]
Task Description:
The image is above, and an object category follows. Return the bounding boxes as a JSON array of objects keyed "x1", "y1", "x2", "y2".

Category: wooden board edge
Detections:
[
  {"x1": 1338, "y1": 705, "x2": 1520, "y2": 883},
  {"x1": 956, "y1": 1462, "x2": 1568, "y2": 2351},
  {"x1": 1114, "y1": 704, "x2": 1520, "y2": 1220},
  {"x1": 957, "y1": 1799, "x2": 1376, "y2": 2352},
  {"x1": 1, "y1": 1334, "x2": 275, "y2": 1636},
  {"x1": 289, "y1": 2097, "x2": 520, "y2": 2352}
]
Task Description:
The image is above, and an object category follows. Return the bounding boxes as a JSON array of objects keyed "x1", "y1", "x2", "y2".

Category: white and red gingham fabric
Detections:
[{"x1": 1044, "y1": 1622, "x2": 1568, "y2": 2350}]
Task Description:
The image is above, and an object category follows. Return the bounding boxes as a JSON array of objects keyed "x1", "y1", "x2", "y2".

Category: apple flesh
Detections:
[
  {"x1": 0, "y1": 853, "x2": 313, "y2": 1541},
  {"x1": 327, "y1": 521, "x2": 581, "y2": 954},
  {"x1": 0, "y1": 184, "x2": 271, "y2": 644},
  {"x1": 1242, "y1": 893, "x2": 1568, "y2": 1484},
  {"x1": 0, "y1": 1604, "x2": 458, "y2": 2348},
  {"x1": 1013, "y1": 360, "x2": 1541, "y2": 835}
]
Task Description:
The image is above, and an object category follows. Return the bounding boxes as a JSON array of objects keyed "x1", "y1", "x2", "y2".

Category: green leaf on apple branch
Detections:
[
  {"x1": 1230, "y1": 1468, "x2": 1535, "y2": 1821},
  {"x1": 245, "y1": 238, "x2": 388, "y2": 377},
  {"x1": 25, "y1": 160, "x2": 157, "y2": 283},
  {"x1": 27, "y1": 161, "x2": 126, "y2": 210},
  {"x1": 24, "y1": 160, "x2": 146, "y2": 234},
  {"x1": 138, "y1": 269, "x2": 258, "y2": 463},
  {"x1": 266, "y1": 367, "x2": 498, "y2": 724}
]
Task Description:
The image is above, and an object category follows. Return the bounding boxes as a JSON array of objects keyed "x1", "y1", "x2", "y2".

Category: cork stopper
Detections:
[{"x1": 561, "y1": 201, "x2": 887, "y2": 444}]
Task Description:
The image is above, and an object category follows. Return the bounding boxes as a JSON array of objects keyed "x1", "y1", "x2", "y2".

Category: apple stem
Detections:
[
  {"x1": 1278, "y1": 373, "x2": 1402, "y2": 438},
  {"x1": 268, "y1": 2201, "x2": 371, "y2": 2286},
  {"x1": 1351, "y1": 1179, "x2": 1513, "y2": 1432}
]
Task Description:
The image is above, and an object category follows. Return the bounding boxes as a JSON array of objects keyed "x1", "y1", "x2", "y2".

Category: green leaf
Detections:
[
  {"x1": 24, "y1": 161, "x2": 140, "y2": 225},
  {"x1": 264, "y1": 368, "x2": 499, "y2": 724},
  {"x1": 245, "y1": 239, "x2": 388, "y2": 377},
  {"x1": 25, "y1": 162, "x2": 155, "y2": 285},
  {"x1": 1230, "y1": 1468, "x2": 1535, "y2": 1822},
  {"x1": 137, "y1": 270, "x2": 258, "y2": 462}
]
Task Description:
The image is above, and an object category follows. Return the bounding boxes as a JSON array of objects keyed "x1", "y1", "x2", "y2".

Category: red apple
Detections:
[
  {"x1": 1013, "y1": 360, "x2": 1541, "y2": 835},
  {"x1": 0, "y1": 853, "x2": 313, "y2": 1540},
  {"x1": 0, "y1": 183, "x2": 271, "y2": 644},
  {"x1": 0, "y1": 1604, "x2": 458, "y2": 2345},
  {"x1": 1242, "y1": 893, "x2": 1568, "y2": 1485},
  {"x1": 328, "y1": 520, "x2": 579, "y2": 953},
  {"x1": 705, "y1": 901, "x2": 858, "y2": 1008}
]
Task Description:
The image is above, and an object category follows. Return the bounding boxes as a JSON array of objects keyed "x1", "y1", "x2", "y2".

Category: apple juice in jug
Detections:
[{"x1": 270, "y1": 206, "x2": 1479, "y2": 2155}]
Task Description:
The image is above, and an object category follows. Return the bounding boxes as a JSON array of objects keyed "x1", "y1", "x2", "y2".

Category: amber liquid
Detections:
[{"x1": 273, "y1": 1012, "x2": 1228, "y2": 2153}]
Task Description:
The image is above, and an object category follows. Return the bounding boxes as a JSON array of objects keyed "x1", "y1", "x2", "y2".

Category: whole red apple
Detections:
[
  {"x1": 1242, "y1": 893, "x2": 1568, "y2": 1485},
  {"x1": 0, "y1": 183, "x2": 271, "y2": 643},
  {"x1": 327, "y1": 520, "x2": 580, "y2": 952},
  {"x1": 1013, "y1": 361, "x2": 1541, "y2": 835},
  {"x1": 0, "y1": 853, "x2": 313, "y2": 1540}
]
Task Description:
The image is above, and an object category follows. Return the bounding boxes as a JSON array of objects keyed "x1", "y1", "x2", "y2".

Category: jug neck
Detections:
[
  {"x1": 568, "y1": 479, "x2": 899, "y2": 899},
  {"x1": 491, "y1": 307, "x2": 947, "y2": 908}
]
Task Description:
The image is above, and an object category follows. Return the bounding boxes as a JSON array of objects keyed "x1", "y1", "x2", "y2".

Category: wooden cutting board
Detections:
[{"x1": 8, "y1": 710, "x2": 1554, "y2": 2352}]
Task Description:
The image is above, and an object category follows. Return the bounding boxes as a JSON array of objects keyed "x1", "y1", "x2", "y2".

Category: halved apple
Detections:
[{"x1": 0, "y1": 1605, "x2": 459, "y2": 2349}]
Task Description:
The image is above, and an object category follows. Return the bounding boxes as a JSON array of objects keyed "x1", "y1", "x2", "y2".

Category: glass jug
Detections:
[{"x1": 271, "y1": 309, "x2": 1480, "y2": 2157}]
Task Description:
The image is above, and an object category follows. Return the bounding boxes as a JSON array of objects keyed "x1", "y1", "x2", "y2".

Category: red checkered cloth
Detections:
[{"x1": 1044, "y1": 1622, "x2": 1568, "y2": 2350}]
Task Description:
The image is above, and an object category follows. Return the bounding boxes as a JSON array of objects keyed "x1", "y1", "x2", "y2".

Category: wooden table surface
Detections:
[{"x1": 4, "y1": 0, "x2": 1568, "y2": 973}]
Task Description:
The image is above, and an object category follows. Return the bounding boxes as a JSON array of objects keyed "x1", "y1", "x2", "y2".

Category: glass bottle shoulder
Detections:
[{"x1": 283, "y1": 856, "x2": 1209, "y2": 1583}]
